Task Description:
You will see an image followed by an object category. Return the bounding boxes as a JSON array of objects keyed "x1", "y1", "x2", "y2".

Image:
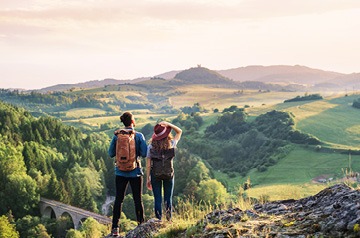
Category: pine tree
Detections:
[{"x1": 0, "y1": 215, "x2": 19, "y2": 238}]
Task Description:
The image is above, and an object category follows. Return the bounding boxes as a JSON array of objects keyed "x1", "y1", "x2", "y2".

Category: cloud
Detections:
[
  {"x1": 1, "y1": 0, "x2": 360, "y2": 90},
  {"x1": 2, "y1": 0, "x2": 359, "y2": 46},
  {"x1": 2, "y1": 0, "x2": 360, "y2": 24}
]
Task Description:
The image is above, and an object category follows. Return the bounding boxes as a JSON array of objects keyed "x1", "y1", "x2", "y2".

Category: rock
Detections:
[
  {"x1": 124, "y1": 218, "x2": 165, "y2": 238},
  {"x1": 122, "y1": 183, "x2": 360, "y2": 237},
  {"x1": 199, "y1": 183, "x2": 360, "y2": 237}
]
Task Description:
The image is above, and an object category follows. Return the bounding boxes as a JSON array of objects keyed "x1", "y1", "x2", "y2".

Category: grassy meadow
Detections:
[
  {"x1": 245, "y1": 183, "x2": 328, "y2": 201},
  {"x1": 59, "y1": 85, "x2": 359, "y2": 200},
  {"x1": 63, "y1": 109, "x2": 175, "y2": 128},
  {"x1": 253, "y1": 93, "x2": 360, "y2": 149},
  {"x1": 247, "y1": 145, "x2": 360, "y2": 185},
  {"x1": 213, "y1": 144, "x2": 360, "y2": 196},
  {"x1": 169, "y1": 85, "x2": 303, "y2": 111},
  {"x1": 295, "y1": 95, "x2": 360, "y2": 148},
  {"x1": 194, "y1": 91, "x2": 359, "y2": 200},
  {"x1": 65, "y1": 108, "x2": 108, "y2": 118}
]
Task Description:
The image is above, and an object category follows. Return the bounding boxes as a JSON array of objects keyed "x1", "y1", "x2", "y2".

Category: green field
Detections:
[
  {"x1": 214, "y1": 145, "x2": 360, "y2": 199},
  {"x1": 287, "y1": 95, "x2": 359, "y2": 148},
  {"x1": 63, "y1": 109, "x2": 176, "y2": 129},
  {"x1": 245, "y1": 183, "x2": 327, "y2": 201},
  {"x1": 64, "y1": 108, "x2": 108, "y2": 118},
  {"x1": 200, "y1": 92, "x2": 360, "y2": 195},
  {"x1": 169, "y1": 85, "x2": 303, "y2": 111},
  {"x1": 56, "y1": 86, "x2": 360, "y2": 199},
  {"x1": 246, "y1": 93, "x2": 360, "y2": 149},
  {"x1": 247, "y1": 145, "x2": 360, "y2": 185},
  {"x1": 294, "y1": 96, "x2": 360, "y2": 148}
]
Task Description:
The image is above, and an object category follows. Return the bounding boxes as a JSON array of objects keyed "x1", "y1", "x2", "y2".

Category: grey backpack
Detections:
[{"x1": 150, "y1": 148, "x2": 175, "y2": 180}]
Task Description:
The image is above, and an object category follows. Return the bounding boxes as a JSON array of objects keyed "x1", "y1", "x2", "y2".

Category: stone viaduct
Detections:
[{"x1": 39, "y1": 197, "x2": 112, "y2": 229}]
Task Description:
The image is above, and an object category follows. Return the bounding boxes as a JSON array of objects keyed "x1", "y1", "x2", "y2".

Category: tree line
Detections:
[
  {"x1": 284, "y1": 93, "x2": 323, "y2": 103},
  {"x1": 0, "y1": 89, "x2": 160, "y2": 117}
]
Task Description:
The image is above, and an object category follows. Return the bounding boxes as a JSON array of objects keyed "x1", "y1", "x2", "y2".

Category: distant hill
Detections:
[
  {"x1": 217, "y1": 65, "x2": 344, "y2": 85},
  {"x1": 34, "y1": 70, "x2": 181, "y2": 93},
  {"x1": 36, "y1": 77, "x2": 149, "y2": 93},
  {"x1": 155, "y1": 70, "x2": 181, "y2": 80},
  {"x1": 173, "y1": 66, "x2": 235, "y2": 85},
  {"x1": 29, "y1": 65, "x2": 359, "y2": 93},
  {"x1": 322, "y1": 73, "x2": 360, "y2": 89}
]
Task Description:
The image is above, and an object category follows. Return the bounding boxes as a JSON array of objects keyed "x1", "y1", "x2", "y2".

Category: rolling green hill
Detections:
[
  {"x1": 1, "y1": 82, "x2": 359, "y2": 197},
  {"x1": 250, "y1": 94, "x2": 360, "y2": 149},
  {"x1": 2, "y1": 70, "x2": 360, "y2": 237},
  {"x1": 213, "y1": 93, "x2": 360, "y2": 196}
]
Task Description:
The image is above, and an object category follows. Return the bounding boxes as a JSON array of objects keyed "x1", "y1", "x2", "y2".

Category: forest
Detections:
[{"x1": 0, "y1": 99, "x2": 219, "y2": 237}]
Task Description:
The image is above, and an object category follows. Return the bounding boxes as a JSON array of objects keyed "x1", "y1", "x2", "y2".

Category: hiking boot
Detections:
[{"x1": 111, "y1": 227, "x2": 119, "y2": 237}]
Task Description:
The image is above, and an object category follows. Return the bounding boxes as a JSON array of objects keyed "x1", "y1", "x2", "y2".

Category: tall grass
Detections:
[
  {"x1": 152, "y1": 182, "x2": 340, "y2": 237},
  {"x1": 152, "y1": 198, "x2": 212, "y2": 238},
  {"x1": 153, "y1": 193, "x2": 255, "y2": 237}
]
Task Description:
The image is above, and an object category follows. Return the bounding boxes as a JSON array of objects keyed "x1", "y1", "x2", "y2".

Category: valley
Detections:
[{"x1": 1, "y1": 65, "x2": 359, "y2": 237}]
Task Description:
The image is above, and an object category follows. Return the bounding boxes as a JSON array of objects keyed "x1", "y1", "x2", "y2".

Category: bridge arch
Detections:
[
  {"x1": 39, "y1": 197, "x2": 111, "y2": 230},
  {"x1": 78, "y1": 217, "x2": 87, "y2": 229},
  {"x1": 59, "y1": 212, "x2": 75, "y2": 229},
  {"x1": 41, "y1": 206, "x2": 56, "y2": 219}
]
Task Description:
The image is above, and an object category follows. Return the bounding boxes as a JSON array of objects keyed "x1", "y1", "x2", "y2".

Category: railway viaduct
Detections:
[{"x1": 39, "y1": 197, "x2": 111, "y2": 229}]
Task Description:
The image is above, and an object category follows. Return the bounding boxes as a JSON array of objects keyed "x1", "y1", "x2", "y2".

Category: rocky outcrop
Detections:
[
  {"x1": 123, "y1": 183, "x2": 360, "y2": 237},
  {"x1": 254, "y1": 183, "x2": 360, "y2": 235},
  {"x1": 124, "y1": 219, "x2": 165, "y2": 238}
]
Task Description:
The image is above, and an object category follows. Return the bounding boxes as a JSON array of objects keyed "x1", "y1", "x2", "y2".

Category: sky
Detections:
[{"x1": 1, "y1": 0, "x2": 360, "y2": 90}]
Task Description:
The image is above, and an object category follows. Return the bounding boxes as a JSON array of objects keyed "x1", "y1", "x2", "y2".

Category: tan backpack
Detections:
[{"x1": 115, "y1": 129, "x2": 137, "y2": 171}]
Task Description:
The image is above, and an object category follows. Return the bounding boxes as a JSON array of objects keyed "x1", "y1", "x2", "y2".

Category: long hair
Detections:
[{"x1": 151, "y1": 134, "x2": 173, "y2": 152}]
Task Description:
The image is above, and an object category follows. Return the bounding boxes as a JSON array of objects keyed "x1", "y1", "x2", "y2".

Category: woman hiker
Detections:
[{"x1": 146, "y1": 121, "x2": 182, "y2": 221}]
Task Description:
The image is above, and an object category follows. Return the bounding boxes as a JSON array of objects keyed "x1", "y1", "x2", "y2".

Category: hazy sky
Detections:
[{"x1": 1, "y1": 0, "x2": 360, "y2": 89}]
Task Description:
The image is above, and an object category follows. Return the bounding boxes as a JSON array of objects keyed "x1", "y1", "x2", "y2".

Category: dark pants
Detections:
[
  {"x1": 151, "y1": 175, "x2": 174, "y2": 221},
  {"x1": 112, "y1": 176, "x2": 144, "y2": 229}
]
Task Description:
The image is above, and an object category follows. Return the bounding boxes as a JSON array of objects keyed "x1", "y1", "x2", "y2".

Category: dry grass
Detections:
[
  {"x1": 245, "y1": 184, "x2": 327, "y2": 201},
  {"x1": 65, "y1": 108, "x2": 107, "y2": 118},
  {"x1": 63, "y1": 110, "x2": 176, "y2": 128},
  {"x1": 169, "y1": 85, "x2": 302, "y2": 111}
]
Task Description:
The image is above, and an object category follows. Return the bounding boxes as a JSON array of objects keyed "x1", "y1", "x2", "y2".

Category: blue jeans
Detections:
[{"x1": 151, "y1": 174, "x2": 174, "y2": 221}]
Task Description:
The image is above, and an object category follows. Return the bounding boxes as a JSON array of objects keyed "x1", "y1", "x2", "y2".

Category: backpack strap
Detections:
[{"x1": 114, "y1": 128, "x2": 134, "y2": 135}]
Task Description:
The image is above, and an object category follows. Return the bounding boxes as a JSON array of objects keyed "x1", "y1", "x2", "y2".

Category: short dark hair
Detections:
[{"x1": 120, "y1": 112, "x2": 133, "y2": 127}]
